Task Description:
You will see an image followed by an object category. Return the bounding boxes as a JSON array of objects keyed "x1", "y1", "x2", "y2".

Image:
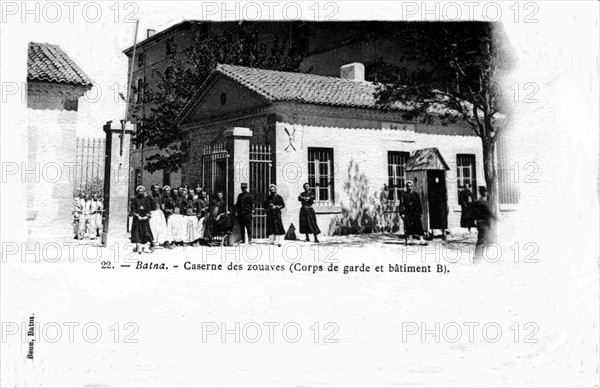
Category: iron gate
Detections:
[
  {"x1": 201, "y1": 143, "x2": 230, "y2": 211},
  {"x1": 74, "y1": 137, "x2": 106, "y2": 196},
  {"x1": 249, "y1": 144, "x2": 272, "y2": 239}
]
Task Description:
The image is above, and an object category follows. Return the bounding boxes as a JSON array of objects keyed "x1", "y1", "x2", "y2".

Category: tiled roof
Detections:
[
  {"x1": 406, "y1": 148, "x2": 450, "y2": 171},
  {"x1": 28, "y1": 42, "x2": 92, "y2": 86},
  {"x1": 215, "y1": 63, "x2": 380, "y2": 108},
  {"x1": 177, "y1": 64, "x2": 464, "y2": 125}
]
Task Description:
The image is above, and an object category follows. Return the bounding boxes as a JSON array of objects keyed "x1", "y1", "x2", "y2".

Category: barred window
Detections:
[
  {"x1": 137, "y1": 52, "x2": 145, "y2": 68},
  {"x1": 308, "y1": 148, "x2": 334, "y2": 205},
  {"x1": 387, "y1": 151, "x2": 409, "y2": 203},
  {"x1": 135, "y1": 78, "x2": 145, "y2": 103},
  {"x1": 165, "y1": 37, "x2": 176, "y2": 57},
  {"x1": 456, "y1": 154, "x2": 477, "y2": 203}
]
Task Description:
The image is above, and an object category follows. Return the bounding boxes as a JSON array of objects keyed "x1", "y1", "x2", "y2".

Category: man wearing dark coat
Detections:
[
  {"x1": 234, "y1": 183, "x2": 254, "y2": 243},
  {"x1": 471, "y1": 186, "x2": 495, "y2": 259},
  {"x1": 160, "y1": 186, "x2": 176, "y2": 221},
  {"x1": 400, "y1": 181, "x2": 426, "y2": 245},
  {"x1": 264, "y1": 184, "x2": 285, "y2": 246},
  {"x1": 197, "y1": 191, "x2": 209, "y2": 219},
  {"x1": 130, "y1": 186, "x2": 155, "y2": 253},
  {"x1": 459, "y1": 182, "x2": 476, "y2": 231},
  {"x1": 204, "y1": 191, "x2": 228, "y2": 240},
  {"x1": 298, "y1": 182, "x2": 320, "y2": 242},
  {"x1": 210, "y1": 191, "x2": 226, "y2": 215},
  {"x1": 160, "y1": 186, "x2": 176, "y2": 249}
]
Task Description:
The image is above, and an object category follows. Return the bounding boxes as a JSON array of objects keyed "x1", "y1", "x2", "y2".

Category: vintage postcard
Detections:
[{"x1": 1, "y1": 1, "x2": 598, "y2": 386}]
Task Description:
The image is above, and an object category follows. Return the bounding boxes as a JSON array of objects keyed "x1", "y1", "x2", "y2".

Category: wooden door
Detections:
[{"x1": 427, "y1": 170, "x2": 448, "y2": 230}]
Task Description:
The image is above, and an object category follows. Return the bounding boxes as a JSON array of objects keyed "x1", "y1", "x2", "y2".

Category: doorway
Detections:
[{"x1": 427, "y1": 170, "x2": 448, "y2": 230}]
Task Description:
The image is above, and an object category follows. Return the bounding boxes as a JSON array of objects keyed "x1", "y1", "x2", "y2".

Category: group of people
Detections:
[
  {"x1": 128, "y1": 178, "x2": 493, "y2": 253},
  {"x1": 72, "y1": 192, "x2": 104, "y2": 240},
  {"x1": 130, "y1": 184, "x2": 233, "y2": 253},
  {"x1": 241, "y1": 182, "x2": 322, "y2": 246},
  {"x1": 399, "y1": 180, "x2": 493, "y2": 249},
  {"x1": 129, "y1": 182, "x2": 322, "y2": 253},
  {"x1": 234, "y1": 182, "x2": 322, "y2": 246}
]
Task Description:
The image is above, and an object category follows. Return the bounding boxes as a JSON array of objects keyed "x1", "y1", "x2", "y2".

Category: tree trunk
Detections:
[{"x1": 481, "y1": 137, "x2": 500, "y2": 241}]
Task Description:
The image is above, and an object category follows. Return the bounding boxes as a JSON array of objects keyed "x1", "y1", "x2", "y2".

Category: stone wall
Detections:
[{"x1": 25, "y1": 109, "x2": 79, "y2": 241}]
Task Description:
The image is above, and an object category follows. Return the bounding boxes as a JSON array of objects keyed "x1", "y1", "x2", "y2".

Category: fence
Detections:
[
  {"x1": 249, "y1": 144, "x2": 272, "y2": 239},
  {"x1": 201, "y1": 143, "x2": 229, "y2": 211},
  {"x1": 74, "y1": 137, "x2": 105, "y2": 196}
]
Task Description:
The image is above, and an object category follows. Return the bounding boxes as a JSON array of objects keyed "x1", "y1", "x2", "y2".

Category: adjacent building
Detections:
[{"x1": 26, "y1": 42, "x2": 93, "y2": 240}]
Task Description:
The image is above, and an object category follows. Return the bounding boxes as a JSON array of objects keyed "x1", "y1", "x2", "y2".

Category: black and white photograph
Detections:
[{"x1": 1, "y1": 1, "x2": 598, "y2": 386}]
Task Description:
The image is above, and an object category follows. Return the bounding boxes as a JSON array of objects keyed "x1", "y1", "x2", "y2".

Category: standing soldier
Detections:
[
  {"x1": 160, "y1": 186, "x2": 175, "y2": 249},
  {"x1": 149, "y1": 184, "x2": 167, "y2": 249},
  {"x1": 169, "y1": 187, "x2": 186, "y2": 246},
  {"x1": 81, "y1": 192, "x2": 92, "y2": 239},
  {"x1": 130, "y1": 186, "x2": 154, "y2": 254},
  {"x1": 72, "y1": 192, "x2": 84, "y2": 240},
  {"x1": 298, "y1": 182, "x2": 320, "y2": 243},
  {"x1": 400, "y1": 181, "x2": 426, "y2": 245},
  {"x1": 195, "y1": 190, "x2": 209, "y2": 243},
  {"x1": 471, "y1": 186, "x2": 495, "y2": 259},
  {"x1": 459, "y1": 182, "x2": 476, "y2": 232},
  {"x1": 235, "y1": 183, "x2": 254, "y2": 244},
  {"x1": 88, "y1": 193, "x2": 103, "y2": 239},
  {"x1": 264, "y1": 184, "x2": 286, "y2": 246},
  {"x1": 181, "y1": 188, "x2": 201, "y2": 246}
]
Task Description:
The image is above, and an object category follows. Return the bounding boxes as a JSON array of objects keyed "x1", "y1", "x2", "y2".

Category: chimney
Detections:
[
  {"x1": 340, "y1": 62, "x2": 365, "y2": 82},
  {"x1": 147, "y1": 29, "x2": 156, "y2": 38}
]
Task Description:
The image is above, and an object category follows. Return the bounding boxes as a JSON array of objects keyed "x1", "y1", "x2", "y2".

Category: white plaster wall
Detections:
[{"x1": 274, "y1": 121, "x2": 483, "y2": 235}]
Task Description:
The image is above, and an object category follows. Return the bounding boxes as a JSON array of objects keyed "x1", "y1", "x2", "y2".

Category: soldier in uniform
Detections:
[
  {"x1": 72, "y1": 192, "x2": 85, "y2": 240},
  {"x1": 130, "y1": 186, "x2": 154, "y2": 253},
  {"x1": 400, "y1": 181, "x2": 426, "y2": 245},
  {"x1": 149, "y1": 184, "x2": 167, "y2": 248},
  {"x1": 181, "y1": 188, "x2": 202, "y2": 246},
  {"x1": 458, "y1": 182, "x2": 476, "y2": 232},
  {"x1": 160, "y1": 186, "x2": 175, "y2": 249},
  {"x1": 235, "y1": 183, "x2": 255, "y2": 243},
  {"x1": 471, "y1": 186, "x2": 495, "y2": 259},
  {"x1": 88, "y1": 193, "x2": 103, "y2": 239},
  {"x1": 264, "y1": 184, "x2": 286, "y2": 246},
  {"x1": 298, "y1": 182, "x2": 320, "y2": 242}
]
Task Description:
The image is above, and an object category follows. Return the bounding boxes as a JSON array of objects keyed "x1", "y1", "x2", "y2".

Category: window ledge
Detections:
[{"x1": 314, "y1": 205, "x2": 342, "y2": 214}]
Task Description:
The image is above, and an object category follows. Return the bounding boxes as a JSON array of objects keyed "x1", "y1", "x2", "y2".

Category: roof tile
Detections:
[
  {"x1": 216, "y1": 64, "x2": 380, "y2": 109},
  {"x1": 27, "y1": 42, "x2": 92, "y2": 86}
]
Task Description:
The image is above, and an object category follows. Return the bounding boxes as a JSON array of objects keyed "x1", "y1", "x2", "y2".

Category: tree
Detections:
[
  {"x1": 373, "y1": 22, "x2": 513, "y2": 238},
  {"x1": 130, "y1": 24, "x2": 305, "y2": 174}
]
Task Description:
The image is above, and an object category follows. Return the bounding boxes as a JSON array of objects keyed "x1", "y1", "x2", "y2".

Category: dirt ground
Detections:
[{"x1": 1, "y1": 229, "x2": 598, "y2": 387}]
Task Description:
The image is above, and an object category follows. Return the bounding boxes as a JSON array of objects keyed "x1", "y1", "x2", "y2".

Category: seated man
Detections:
[
  {"x1": 213, "y1": 205, "x2": 233, "y2": 236},
  {"x1": 204, "y1": 191, "x2": 227, "y2": 240}
]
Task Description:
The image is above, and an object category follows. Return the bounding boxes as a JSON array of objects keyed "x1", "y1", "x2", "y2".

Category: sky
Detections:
[{"x1": 2, "y1": 0, "x2": 598, "y2": 140}]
